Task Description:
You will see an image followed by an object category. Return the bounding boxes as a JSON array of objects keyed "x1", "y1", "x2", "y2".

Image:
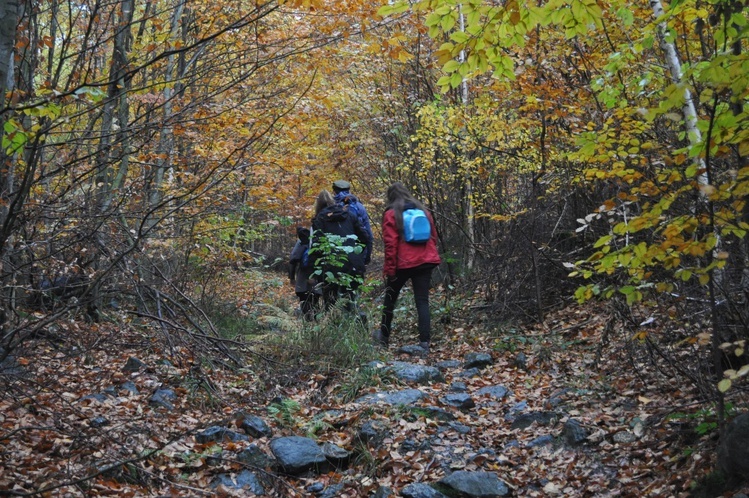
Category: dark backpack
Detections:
[
  {"x1": 301, "y1": 246, "x2": 312, "y2": 269},
  {"x1": 402, "y1": 208, "x2": 431, "y2": 243}
]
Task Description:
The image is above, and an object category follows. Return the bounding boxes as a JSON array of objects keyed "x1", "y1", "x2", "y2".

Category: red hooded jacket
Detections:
[{"x1": 382, "y1": 208, "x2": 441, "y2": 278}]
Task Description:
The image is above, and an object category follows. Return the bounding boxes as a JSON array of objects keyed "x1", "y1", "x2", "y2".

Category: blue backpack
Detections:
[
  {"x1": 402, "y1": 208, "x2": 431, "y2": 243},
  {"x1": 301, "y1": 246, "x2": 311, "y2": 269}
]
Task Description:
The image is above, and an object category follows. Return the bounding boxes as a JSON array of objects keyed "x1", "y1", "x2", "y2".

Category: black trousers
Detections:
[{"x1": 379, "y1": 263, "x2": 436, "y2": 344}]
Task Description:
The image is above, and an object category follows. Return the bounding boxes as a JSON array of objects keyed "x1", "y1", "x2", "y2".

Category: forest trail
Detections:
[{"x1": 2, "y1": 300, "x2": 743, "y2": 497}]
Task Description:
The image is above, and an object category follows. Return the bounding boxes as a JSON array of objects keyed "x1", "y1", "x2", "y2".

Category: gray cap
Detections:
[{"x1": 332, "y1": 180, "x2": 351, "y2": 191}]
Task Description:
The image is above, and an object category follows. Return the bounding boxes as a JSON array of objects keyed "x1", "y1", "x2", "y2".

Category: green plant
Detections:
[
  {"x1": 335, "y1": 366, "x2": 396, "y2": 404},
  {"x1": 667, "y1": 402, "x2": 736, "y2": 437},
  {"x1": 267, "y1": 399, "x2": 301, "y2": 427},
  {"x1": 309, "y1": 233, "x2": 364, "y2": 291}
]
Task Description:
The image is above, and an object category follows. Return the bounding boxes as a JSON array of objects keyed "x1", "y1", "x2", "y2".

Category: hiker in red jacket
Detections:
[{"x1": 372, "y1": 182, "x2": 441, "y2": 354}]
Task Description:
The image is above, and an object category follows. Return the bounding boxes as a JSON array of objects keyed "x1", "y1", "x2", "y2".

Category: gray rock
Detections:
[
  {"x1": 373, "y1": 486, "x2": 394, "y2": 497},
  {"x1": 612, "y1": 431, "x2": 637, "y2": 444},
  {"x1": 120, "y1": 381, "x2": 139, "y2": 395},
  {"x1": 436, "y1": 360, "x2": 461, "y2": 370},
  {"x1": 439, "y1": 470, "x2": 509, "y2": 496},
  {"x1": 510, "y1": 411, "x2": 560, "y2": 430},
  {"x1": 195, "y1": 426, "x2": 249, "y2": 444},
  {"x1": 548, "y1": 388, "x2": 571, "y2": 407},
  {"x1": 239, "y1": 414, "x2": 273, "y2": 438},
  {"x1": 457, "y1": 367, "x2": 481, "y2": 378},
  {"x1": 319, "y1": 482, "x2": 344, "y2": 498},
  {"x1": 306, "y1": 482, "x2": 325, "y2": 493},
  {"x1": 358, "y1": 420, "x2": 390, "y2": 446},
  {"x1": 562, "y1": 419, "x2": 588, "y2": 446},
  {"x1": 391, "y1": 362, "x2": 444, "y2": 384},
  {"x1": 412, "y1": 406, "x2": 455, "y2": 422},
  {"x1": 527, "y1": 435, "x2": 555, "y2": 448},
  {"x1": 122, "y1": 357, "x2": 146, "y2": 372},
  {"x1": 270, "y1": 436, "x2": 326, "y2": 475},
  {"x1": 401, "y1": 483, "x2": 449, "y2": 498},
  {"x1": 476, "y1": 385, "x2": 511, "y2": 400},
  {"x1": 80, "y1": 393, "x2": 108, "y2": 403},
  {"x1": 210, "y1": 470, "x2": 265, "y2": 495},
  {"x1": 441, "y1": 393, "x2": 475, "y2": 410},
  {"x1": 236, "y1": 444, "x2": 275, "y2": 469},
  {"x1": 150, "y1": 388, "x2": 176, "y2": 411},
  {"x1": 356, "y1": 388, "x2": 425, "y2": 406},
  {"x1": 90, "y1": 416, "x2": 109, "y2": 428},
  {"x1": 504, "y1": 400, "x2": 528, "y2": 422},
  {"x1": 718, "y1": 412, "x2": 749, "y2": 481},
  {"x1": 398, "y1": 344, "x2": 429, "y2": 356},
  {"x1": 449, "y1": 382, "x2": 467, "y2": 392},
  {"x1": 322, "y1": 442, "x2": 350, "y2": 467},
  {"x1": 504, "y1": 440, "x2": 519, "y2": 449},
  {"x1": 514, "y1": 352, "x2": 527, "y2": 370},
  {"x1": 463, "y1": 352, "x2": 493, "y2": 370},
  {"x1": 448, "y1": 422, "x2": 471, "y2": 434}
]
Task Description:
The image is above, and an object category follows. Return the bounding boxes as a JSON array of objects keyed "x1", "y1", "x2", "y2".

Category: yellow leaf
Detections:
[{"x1": 717, "y1": 378, "x2": 731, "y2": 392}]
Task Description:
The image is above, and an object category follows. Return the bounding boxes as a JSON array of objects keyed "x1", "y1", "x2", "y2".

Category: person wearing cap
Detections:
[{"x1": 332, "y1": 180, "x2": 373, "y2": 267}]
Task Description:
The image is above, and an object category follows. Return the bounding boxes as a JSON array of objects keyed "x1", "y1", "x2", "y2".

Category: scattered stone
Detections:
[
  {"x1": 373, "y1": 486, "x2": 394, "y2": 497},
  {"x1": 398, "y1": 344, "x2": 429, "y2": 356},
  {"x1": 210, "y1": 470, "x2": 265, "y2": 495},
  {"x1": 319, "y1": 482, "x2": 344, "y2": 498},
  {"x1": 90, "y1": 416, "x2": 109, "y2": 428},
  {"x1": 526, "y1": 435, "x2": 555, "y2": 448},
  {"x1": 514, "y1": 352, "x2": 528, "y2": 370},
  {"x1": 357, "y1": 420, "x2": 390, "y2": 446},
  {"x1": 391, "y1": 362, "x2": 445, "y2": 384},
  {"x1": 476, "y1": 385, "x2": 511, "y2": 400},
  {"x1": 80, "y1": 393, "x2": 108, "y2": 403},
  {"x1": 463, "y1": 352, "x2": 493, "y2": 370},
  {"x1": 102, "y1": 386, "x2": 117, "y2": 396},
  {"x1": 270, "y1": 436, "x2": 326, "y2": 475},
  {"x1": 239, "y1": 414, "x2": 273, "y2": 438},
  {"x1": 401, "y1": 482, "x2": 449, "y2": 498},
  {"x1": 447, "y1": 422, "x2": 471, "y2": 434},
  {"x1": 548, "y1": 388, "x2": 571, "y2": 408},
  {"x1": 122, "y1": 357, "x2": 146, "y2": 373},
  {"x1": 306, "y1": 482, "x2": 325, "y2": 493},
  {"x1": 195, "y1": 426, "x2": 249, "y2": 444},
  {"x1": 436, "y1": 360, "x2": 461, "y2": 370},
  {"x1": 150, "y1": 388, "x2": 176, "y2": 411},
  {"x1": 457, "y1": 367, "x2": 481, "y2": 378},
  {"x1": 718, "y1": 412, "x2": 749, "y2": 481},
  {"x1": 412, "y1": 406, "x2": 455, "y2": 422},
  {"x1": 511, "y1": 411, "x2": 560, "y2": 430},
  {"x1": 120, "y1": 381, "x2": 139, "y2": 395},
  {"x1": 356, "y1": 388, "x2": 425, "y2": 406},
  {"x1": 612, "y1": 431, "x2": 637, "y2": 444},
  {"x1": 504, "y1": 440, "x2": 520, "y2": 449},
  {"x1": 449, "y1": 382, "x2": 467, "y2": 392},
  {"x1": 504, "y1": 401, "x2": 528, "y2": 422},
  {"x1": 322, "y1": 442, "x2": 350, "y2": 468},
  {"x1": 562, "y1": 419, "x2": 588, "y2": 447},
  {"x1": 400, "y1": 438, "x2": 431, "y2": 452},
  {"x1": 236, "y1": 444, "x2": 275, "y2": 469},
  {"x1": 441, "y1": 393, "x2": 475, "y2": 410},
  {"x1": 439, "y1": 470, "x2": 509, "y2": 497}
]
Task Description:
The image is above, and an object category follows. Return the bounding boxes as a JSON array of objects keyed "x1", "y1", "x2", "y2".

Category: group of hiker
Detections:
[{"x1": 288, "y1": 180, "x2": 441, "y2": 353}]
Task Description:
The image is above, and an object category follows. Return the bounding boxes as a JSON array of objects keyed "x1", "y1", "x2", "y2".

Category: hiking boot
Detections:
[{"x1": 371, "y1": 329, "x2": 388, "y2": 348}]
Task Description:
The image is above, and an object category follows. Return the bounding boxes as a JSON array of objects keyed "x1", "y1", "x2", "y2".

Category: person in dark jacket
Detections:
[
  {"x1": 372, "y1": 182, "x2": 441, "y2": 354},
  {"x1": 332, "y1": 180, "x2": 373, "y2": 268},
  {"x1": 288, "y1": 226, "x2": 318, "y2": 320},
  {"x1": 311, "y1": 190, "x2": 371, "y2": 311}
]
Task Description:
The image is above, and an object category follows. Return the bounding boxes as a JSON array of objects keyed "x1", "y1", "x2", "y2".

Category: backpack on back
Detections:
[
  {"x1": 301, "y1": 246, "x2": 312, "y2": 269},
  {"x1": 402, "y1": 208, "x2": 431, "y2": 243}
]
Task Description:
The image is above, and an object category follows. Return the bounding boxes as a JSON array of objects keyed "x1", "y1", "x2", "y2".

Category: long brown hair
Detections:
[
  {"x1": 385, "y1": 182, "x2": 428, "y2": 233},
  {"x1": 315, "y1": 190, "x2": 334, "y2": 215}
]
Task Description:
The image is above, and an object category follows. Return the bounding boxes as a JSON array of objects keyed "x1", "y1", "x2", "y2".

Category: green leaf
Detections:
[{"x1": 718, "y1": 378, "x2": 732, "y2": 393}]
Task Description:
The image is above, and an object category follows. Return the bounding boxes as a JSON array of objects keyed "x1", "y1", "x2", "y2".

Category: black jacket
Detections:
[{"x1": 311, "y1": 204, "x2": 371, "y2": 278}]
